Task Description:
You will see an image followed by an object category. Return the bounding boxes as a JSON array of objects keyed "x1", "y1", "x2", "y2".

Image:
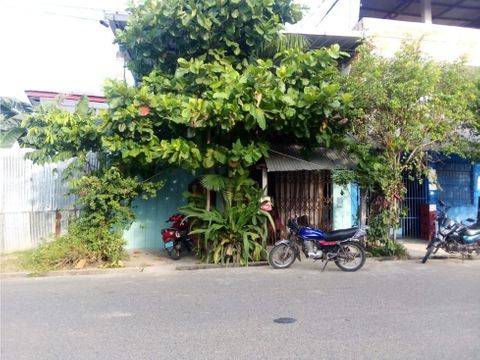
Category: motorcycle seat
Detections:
[
  {"x1": 324, "y1": 227, "x2": 359, "y2": 241},
  {"x1": 465, "y1": 228, "x2": 480, "y2": 236}
]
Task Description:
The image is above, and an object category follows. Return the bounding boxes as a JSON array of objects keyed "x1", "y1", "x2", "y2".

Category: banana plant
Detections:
[
  {"x1": 180, "y1": 187, "x2": 274, "y2": 266},
  {"x1": 0, "y1": 97, "x2": 32, "y2": 148}
]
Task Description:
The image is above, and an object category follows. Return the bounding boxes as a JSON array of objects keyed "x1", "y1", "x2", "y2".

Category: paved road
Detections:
[{"x1": 2, "y1": 259, "x2": 480, "y2": 360}]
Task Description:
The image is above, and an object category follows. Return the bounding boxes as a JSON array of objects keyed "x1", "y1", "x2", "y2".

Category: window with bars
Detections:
[{"x1": 436, "y1": 162, "x2": 473, "y2": 206}]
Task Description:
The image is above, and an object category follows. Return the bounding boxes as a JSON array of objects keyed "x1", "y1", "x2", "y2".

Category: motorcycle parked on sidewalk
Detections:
[
  {"x1": 161, "y1": 214, "x2": 193, "y2": 260},
  {"x1": 268, "y1": 216, "x2": 368, "y2": 272},
  {"x1": 422, "y1": 202, "x2": 480, "y2": 263}
]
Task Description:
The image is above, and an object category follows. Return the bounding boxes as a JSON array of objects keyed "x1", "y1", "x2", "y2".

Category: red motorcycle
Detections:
[{"x1": 161, "y1": 214, "x2": 192, "y2": 260}]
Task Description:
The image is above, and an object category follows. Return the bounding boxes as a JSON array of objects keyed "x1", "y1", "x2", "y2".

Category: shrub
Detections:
[{"x1": 180, "y1": 187, "x2": 274, "y2": 265}]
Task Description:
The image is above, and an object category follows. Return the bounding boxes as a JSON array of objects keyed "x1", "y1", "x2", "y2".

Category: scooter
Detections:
[{"x1": 161, "y1": 214, "x2": 192, "y2": 260}]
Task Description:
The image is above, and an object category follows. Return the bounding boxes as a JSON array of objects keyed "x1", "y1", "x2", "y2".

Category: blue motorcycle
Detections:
[
  {"x1": 422, "y1": 202, "x2": 480, "y2": 263},
  {"x1": 269, "y1": 216, "x2": 368, "y2": 272}
]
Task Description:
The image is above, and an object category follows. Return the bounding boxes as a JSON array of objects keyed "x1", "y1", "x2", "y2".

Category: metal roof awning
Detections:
[
  {"x1": 284, "y1": 31, "x2": 363, "y2": 57},
  {"x1": 265, "y1": 146, "x2": 356, "y2": 172},
  {"x1": 359, "y1": 0, "x2": 480, "y2": 29}
]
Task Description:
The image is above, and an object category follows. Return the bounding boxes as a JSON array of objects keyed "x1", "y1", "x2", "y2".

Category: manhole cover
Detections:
[{"x1": 273, "y1": 317, "x2": 297, "y2": 324}]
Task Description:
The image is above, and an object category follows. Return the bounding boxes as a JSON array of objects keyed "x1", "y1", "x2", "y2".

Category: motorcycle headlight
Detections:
[{"x1": 440, "y1": 229, "x2": 449, "y2": 236}]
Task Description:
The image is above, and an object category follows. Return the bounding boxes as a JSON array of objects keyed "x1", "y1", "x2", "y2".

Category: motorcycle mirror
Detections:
[{"x1": 466, "y1": 218, "x2": 475, "y2": 223}]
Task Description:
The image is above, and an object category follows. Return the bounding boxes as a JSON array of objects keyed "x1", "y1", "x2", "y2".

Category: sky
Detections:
[{"x1": 0, "y1": 0, "x2": 330, "y2": 102}]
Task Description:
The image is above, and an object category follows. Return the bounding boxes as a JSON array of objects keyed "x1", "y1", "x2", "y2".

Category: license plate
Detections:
[{"x1": 165, "y1": 241, "x2": 174, "y2": 249}]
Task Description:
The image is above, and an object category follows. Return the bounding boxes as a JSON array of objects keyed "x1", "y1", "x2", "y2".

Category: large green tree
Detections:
[
  {"x1": 344, "y1": 41, "x2": 479, "y2": 250},
  {"x1": 103, "y1": 0, "x2": 351, "y2": 177},
  {"x1": 104, "y1": 0, "x2": 352, "y2": 264},
  {"x1": 23, "y1": 0, "x2": 352, "y2": 265}
]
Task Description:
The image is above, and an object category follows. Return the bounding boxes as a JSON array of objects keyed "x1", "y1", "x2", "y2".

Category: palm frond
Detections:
[
  {"x1": 260, "y1": 33, "x2": 310, "y2": 58},
  {"x1": 200, "y1": 174, "x2": 228, "y2": 191},
  {"x1": 0, "y1": 128, "x2": 26, "y2": 148}
]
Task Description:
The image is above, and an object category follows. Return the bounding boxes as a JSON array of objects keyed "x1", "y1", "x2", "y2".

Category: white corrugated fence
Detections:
[{"x1": 0, "y1": 146, "x2": 77, "y2": 253}]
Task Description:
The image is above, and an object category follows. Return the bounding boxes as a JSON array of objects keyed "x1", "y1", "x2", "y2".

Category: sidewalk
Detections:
[
  {"x1": 1, "y1": 239, "x2": 477, "y2": 278},
  {"x1": 398, "y1": 238, "x2": 430, "y2": 259},
  {"x1": 397, "y1": 238, "x2": 479, "y2": 260}
]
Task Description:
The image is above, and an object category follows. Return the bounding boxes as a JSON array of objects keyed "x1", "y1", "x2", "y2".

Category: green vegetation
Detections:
[
  {"x1": 0, "y1": 97, "x2": 32, "y2": 147},
  {"x1": 17, "y1": 2, "x2": 478, "y2": 265},
  {"x1": 342, "y1": 41, "x2": 479, "y2": 253},
  {"x1": 181, "y1": 187, "x2": 274, "y2": 265},
  {"x1": 20, "y1": 0, "x2": 349, "y2": 267}
]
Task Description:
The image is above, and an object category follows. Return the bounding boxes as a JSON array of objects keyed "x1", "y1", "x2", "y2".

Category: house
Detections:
[
  {"x1": 25, "y1": 90, "x2": 108, "y2": 112},
  {"x1": 297, "y1": 0, "x2": 480, "y2": 238},
  {"x1": 104, "y1": 0, "x2": 480, "y2": 244}
]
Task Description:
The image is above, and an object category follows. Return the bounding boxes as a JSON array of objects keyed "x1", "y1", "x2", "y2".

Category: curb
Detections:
[
  {"x1": 176, "y1": 261, "x2": 269, "y2": 271},
  {"x1": 368, "y1": 255, "x2": 411, "y2": 262},
  {"x1": 0, "y1": 266, "x2": 146, "y2": 279}
]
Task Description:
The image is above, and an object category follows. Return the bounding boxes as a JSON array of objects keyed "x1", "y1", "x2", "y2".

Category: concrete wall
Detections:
[{"x1": 355, "y1": 17, "x2": 480, "y2": 66}]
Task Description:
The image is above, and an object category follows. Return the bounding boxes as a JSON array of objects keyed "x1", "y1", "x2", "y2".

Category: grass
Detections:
[
  {"x1": 0, "y1": 250, "x2": 36, "y2": 273},
  {"x1": 366, "y1": 240, "x2": 409, "y2": 257},
  {"x1": 1, "y1": 235, "x2": 129, "y2": 275}
]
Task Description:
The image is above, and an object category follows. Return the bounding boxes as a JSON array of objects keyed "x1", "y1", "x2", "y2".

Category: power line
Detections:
[
  {"x1": 28, "y1": 10, "x2": 101, "y2": 22},
  {"x1": 315, "y1": 0, "x2": 341, "y2": 28},
  {"x1": 2, "y1": 0, "x2": 121, "y2": 12}
]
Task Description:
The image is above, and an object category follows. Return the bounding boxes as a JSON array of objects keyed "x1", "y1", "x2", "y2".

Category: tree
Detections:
[
  {"x1": 344, "y1": 41, "x2": 479, "y2": 251},
  {"x1": 23, "y1": 0, "x2": 352, "y2": 265},
  {"x1": 100, "y1": 0, "x2": 352, "y2": 264},
  {"x1": 0, "y1": 97, "x2": 32, "y2": 148}
]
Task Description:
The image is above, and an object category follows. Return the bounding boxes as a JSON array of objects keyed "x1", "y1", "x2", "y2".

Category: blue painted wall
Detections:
[
  {"x1": 351, "y1": 183, "x2": 360, "y2": 226},
  {"x1": 123, "y1": 169, "x2": 195, "y2": 249},
  {"x1": 428, "y1": 157, "x2": 480, "y2": 223}
]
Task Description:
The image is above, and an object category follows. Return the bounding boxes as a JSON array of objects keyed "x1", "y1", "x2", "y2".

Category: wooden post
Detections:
[
  {"x1": 261, "y1": 167, "x2": 268, "y2": 195},
  {"x1": 360, "y1": 190, "x2": 367, "y2": 226}
]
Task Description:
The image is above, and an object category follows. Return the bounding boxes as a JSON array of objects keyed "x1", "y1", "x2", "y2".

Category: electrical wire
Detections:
[
  {"x1": 315, "y1": 0, "x2": 341, "y2": 27},
  {"x1": 32, "y1": 10, "x2": 101, "y2": 22}
]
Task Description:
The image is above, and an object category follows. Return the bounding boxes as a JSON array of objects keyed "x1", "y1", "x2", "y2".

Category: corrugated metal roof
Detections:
[
  {"x1": 360, "y1": 0, "x2": 480, "y2": 29},
  {"x1": 265, "y1": 146, "x2": 356, "y2": 172}
]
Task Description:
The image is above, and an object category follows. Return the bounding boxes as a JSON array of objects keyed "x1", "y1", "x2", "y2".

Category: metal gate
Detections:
[
  {"x1": 271, "y1": 170, "x2": 332, "y2": 233},
  {"x1": 401, "y1": 175, "x2": 428, "y2": 238}
]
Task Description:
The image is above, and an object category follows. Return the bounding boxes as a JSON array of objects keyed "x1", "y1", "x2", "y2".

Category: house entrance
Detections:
[
  {"x1": 268, "y1": 170, "x2": 332, "y2": 238},
  {"x1": 401, "y1": 175, "x2": 428, "y2": 238}
]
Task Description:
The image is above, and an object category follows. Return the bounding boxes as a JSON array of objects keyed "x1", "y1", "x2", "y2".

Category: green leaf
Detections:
[
  {"x1": 252, "y1": 108, "x2": 266, "y2": 130},
  {"x1": 0, "y1": 127, "x2": 25, "y2": 148}
]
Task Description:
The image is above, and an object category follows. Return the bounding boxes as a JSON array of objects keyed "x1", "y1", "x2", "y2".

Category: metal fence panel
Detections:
[{"x1": 0, "y1": 147, "x2": 76, "y2": 253}]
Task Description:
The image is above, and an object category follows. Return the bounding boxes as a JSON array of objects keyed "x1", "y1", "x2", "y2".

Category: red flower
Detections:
[{"x1": 139, "y1": 104, "x2": 150, "y2": 117}]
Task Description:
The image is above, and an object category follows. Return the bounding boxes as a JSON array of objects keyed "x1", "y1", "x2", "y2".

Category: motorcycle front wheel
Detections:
[
  {"x1": 422, "y1": 246, "x2": 435, "y2": 263},
  {"x1": 269, "y1": 244, "x2": 296, "y2": 269},
  {"x1": 334, "y1": 242, "x2": 366, "y2": 272}
]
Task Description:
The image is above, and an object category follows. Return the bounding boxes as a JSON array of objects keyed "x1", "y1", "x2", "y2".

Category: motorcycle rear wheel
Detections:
[
  {"x1": 334, "y1": 242, "x2": 366, "y2": 272},
  {"x1": 168, "y1": 244, "x2": 181, "y2": 260},
  {"x1": 269, "y1": 244, "x2": 296, "y2": 269}
]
